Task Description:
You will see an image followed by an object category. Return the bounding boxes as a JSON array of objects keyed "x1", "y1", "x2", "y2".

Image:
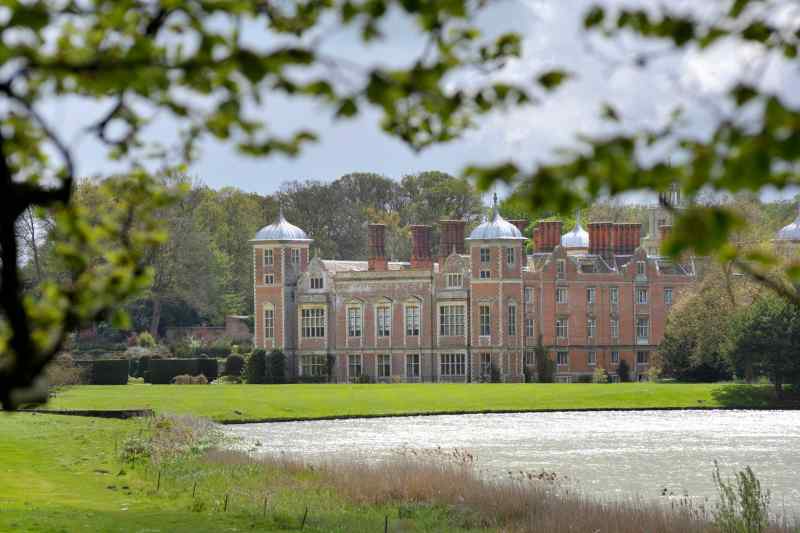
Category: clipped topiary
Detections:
[
  {"x1": 617, "y1": 359, "x2": 631, "y2": 382},
  {"x1": 267, "y1": 350, "x2": 287, "y2": 384},
  {"x1": 223, "y1": 353, "x2": 245, "y2": 377},
  {"x1": 245, "y1": 349, "x2": 267, "y2": 384}
]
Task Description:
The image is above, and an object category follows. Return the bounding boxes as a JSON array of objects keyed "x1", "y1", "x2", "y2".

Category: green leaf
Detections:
[
  {"x1": 583, "y1": 6, "x2": 604, "y2": 29},
  {"x1": 732, "y1": 84, "x2": 758, "y2": 107},
  {"x1": 741, "y1": 21, "x2": 772, "y2": 43},
  {"x1": 537, "y1": 70, "x2": 571, "y2": 91},
  {"x1": 601, "y1": 103, "x2": 619, "y2": 122}
]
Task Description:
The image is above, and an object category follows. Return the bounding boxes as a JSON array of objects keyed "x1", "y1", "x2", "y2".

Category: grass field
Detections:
[
  {"x1": 0, "y1": 413, "x2": 464, "y2": 532},
  {"x1": 44, "y1": 382, "x2": 783, "y2": 423}
]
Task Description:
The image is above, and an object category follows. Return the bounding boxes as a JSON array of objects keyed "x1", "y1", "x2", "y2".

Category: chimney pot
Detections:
[{"x1": 368, "y1": 223, "x2": 388, "y2": 271}]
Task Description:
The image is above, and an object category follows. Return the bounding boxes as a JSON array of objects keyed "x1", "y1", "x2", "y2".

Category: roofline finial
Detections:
[
  {"x1": 278, "y1": 203, "x2": 285, "y2": 222},
  {"x1": 491, "y1": 191, "x2": 498, "y2": 219}
]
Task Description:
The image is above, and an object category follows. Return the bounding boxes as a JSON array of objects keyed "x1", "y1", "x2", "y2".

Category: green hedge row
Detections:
[
  {"x1": 91, "y1": 359, "x2": 129, "y2": 385},
  {"x1": 146, "y1": 358, "x2": 218, "y2": 384}
]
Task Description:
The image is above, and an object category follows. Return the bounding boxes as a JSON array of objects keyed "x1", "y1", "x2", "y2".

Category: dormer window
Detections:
[
  {"x1": 310, "y1": 276, "x2": 324, "y2": 289},
  {"x1": 446, "y1": 272, "x2": 463, "y2": 288},
  {"x1": 264, "y1": 249, "x2": 273, "y2": 266},
  {"x1": 480, "y1": 247, "x2": 490, "y2": 263}
]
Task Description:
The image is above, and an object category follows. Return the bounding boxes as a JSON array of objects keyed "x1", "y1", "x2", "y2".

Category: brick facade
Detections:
[{"x1": 252, "y1": 210, "x2": 695, "y2": 383}]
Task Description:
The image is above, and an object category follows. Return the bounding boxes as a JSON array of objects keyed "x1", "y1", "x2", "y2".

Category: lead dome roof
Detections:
[
  {"x1": 466, "y1": 194, "x2": 526, "y2": 241},
  {"x1": 776, "y1": 205, "x2": 800, "y2": 241},
  {"x1": 252, "y1": 208, "x2": 311, "y2": 242}
]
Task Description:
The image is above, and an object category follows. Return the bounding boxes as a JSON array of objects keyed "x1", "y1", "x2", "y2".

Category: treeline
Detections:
[{"x1": 20, "y1": 171, "x2": 483, "y2": 336}]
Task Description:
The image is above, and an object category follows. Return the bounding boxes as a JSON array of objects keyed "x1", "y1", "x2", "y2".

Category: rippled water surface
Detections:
[{"x1": 225, "y1": 410, "x2": 800, "y2": 513}]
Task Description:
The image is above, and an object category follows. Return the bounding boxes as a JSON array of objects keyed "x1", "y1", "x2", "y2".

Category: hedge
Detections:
[
  {"x1": 147, "y1": 358, "x2": 217, "y2": 384},
  {"x1": 91, "y1": 359, "x2": 129, "y2": 385}
]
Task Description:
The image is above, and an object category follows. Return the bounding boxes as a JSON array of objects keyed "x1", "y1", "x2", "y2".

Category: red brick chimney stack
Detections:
[
  {"x1": 410, "y1": 225, "x2": 433, "y2": 269},
  {"x1": 368, "y1": 223, "x2": 388, "y2": 271},
  {"x1": 535, "y1": 220, "x2": 562, "y2": 252},
  {"x1": 510, "y1": 219, "x2": 529, "y2": 235},
  {"x1": 438, "y1": 220, "x2": 466, "y2": 262}
]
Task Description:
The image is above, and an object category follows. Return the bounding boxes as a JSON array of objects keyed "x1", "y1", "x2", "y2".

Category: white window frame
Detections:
[
  {"x1": 301, "y1": 307, "x2": 325, "y2": 338},
  {"x1": 405, "y1": 304, "x2": 420, "y2": 337},
  {"x1": 439, "y1": 304, "x2": 465, "y2": 337},
  {"x1": 556, "y1": 350, "x2": 568, "y2": 366},
  {"x1": 479, "y1": 304, "x2": 491, "y2": 337},
  {"x1": 664, "y1": 287, "x2": 673, "y2": 306},
  {"x1": 587, "y1": 351, "x2": 597, "y2": 366},
  {"x1": 637, "y1": 261, "x2": 646, "y2": 275},
  {"x1": 291, "y1": 248, "x2": 301, "y2": 266},
  {"x1": 406, "y1": 353, "x2": 420, "y2": 379},
  {"x1": 637, "y1": 350, "x2": 650, "y2": 365},
  {"x1": 479, "y1": 269, "x2": 491, "y2": 279},
  {"x1": 507, "y1": 304, "x2": 517, "y2": 336},
  {"x1": 524, "y1": 287, "x2": 534, "y2": 304},
  {"x1": 556, "y1": 318, "x2": 568, "y2": 339},
  {"x1": 264, "y1": 248, "x2": 273, "y2": 266},
  {"x1": 347, "y1": 354, "x2": 362, "y2": 381},
  {"x1": 440, "y1": 352, "x2": 466, "y2": 378},
  {"x1": 376, "y1": 305, "x2": 392, "y2": 338},
  {"x1": 310, "y1": 276, "x2": 324, "y2": 290},
  {"x1": 587, "y1": 318, "x2": 596, "y2": 339},
  {"x1": 637, "y1": 287, "x2": 648, "y2": 305},
  {"x1": 479, "y1": 352, "x2": 492, "y2": 377},
  {"x1": 610, "y1": 286, "x2": 619, "y2": 305},
  {"x1": 587, "y1": 287, "x2": 596, "y2": 305},
  {"x1": 611, "y1": 350, "x2": 620, "y2": 364},
  {"x1": 556, "y1": 259, "x2": 566, "y2": 278},
  {"x1": 524, "y1": 350, "x2": 535, "y2": 367},
  {"x1": 610, "y1": 318, "x2": 619, "y2": 339},
  {"x1": 301, "y1": 354, "x2": 327, "y2": 377},
  {"x1": 347, "y1": 306, "x2": 362, "y2": 338},
  {"x1": 525, "y1": 318, "x2": 534, "y2": 337},
  {"x1": 480, "y1": 247, "x2": 490, "y2": 263},
  {"x1": 377, "y1": 354, "x2": 391, "y2": 378},
  {"x1": 556, "y1": 287, "x2": 568, "y2": 304},
  {"x1": 264, "y1": 273, "x2": 274, "y2": 285},
  {"x1": 446, "y1": 272, "x2": 463, "y2": 288},
  {"x1": 264, "y1": 306, "x2": 274, "y2": 339},
  {"x1": 637, "y1": 317, "x2": 650, "y2": 341},
  {"x1": 506, "y1": 247, "x2": 515, "y2": 265}
]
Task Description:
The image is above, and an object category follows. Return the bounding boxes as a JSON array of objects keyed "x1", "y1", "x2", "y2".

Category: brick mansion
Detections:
[{"x1": 251, "y1": 194, "x2": 697, "y2": 383}]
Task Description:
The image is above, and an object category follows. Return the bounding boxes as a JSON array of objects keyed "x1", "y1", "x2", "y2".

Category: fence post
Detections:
[
  {"x1": 223, "y1": 494, "x2": 229, "y2": 512},
  {"x1": 263, "y1": 495, "x2": 267, "y2": 517},
  {"x1": 192, "y1": 481, "x2": 197, "y2": 498},
  {"x1": 156, "y1": 470, "x2": 161, "y2": 492},
  {"x1": 300, "y1": 506, "x2": 308, "y2": 529},
  {"x1": 384, "y1": 515, "x2": 389, "y2": 533}
]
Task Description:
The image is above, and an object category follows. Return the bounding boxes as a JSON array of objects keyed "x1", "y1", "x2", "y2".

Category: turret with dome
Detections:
[
  {"x1": 776, "y1": 204, "x2": 800, "y2": 243},
  {"x1": 466, "y1": 193, "x2": 526, "y2": 242}
]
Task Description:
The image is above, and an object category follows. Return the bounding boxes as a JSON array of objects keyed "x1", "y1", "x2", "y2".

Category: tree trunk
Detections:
[{"x1": 149, "y1": 297, "x2": 162, "y2": 339}]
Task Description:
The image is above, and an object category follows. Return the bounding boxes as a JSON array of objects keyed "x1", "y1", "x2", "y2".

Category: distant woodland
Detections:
[{"x1": 17, "y1": 171, "x2": 800, "y2": 336}]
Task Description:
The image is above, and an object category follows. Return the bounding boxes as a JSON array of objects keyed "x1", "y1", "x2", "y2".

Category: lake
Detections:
[{"x1": 224, "y1": 409, "x2": 800, "y2": 516}]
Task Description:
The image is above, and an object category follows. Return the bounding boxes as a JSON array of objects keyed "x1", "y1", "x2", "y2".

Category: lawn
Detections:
[
  {"x1": 43, "y1": 382, "x2": 778, "y2": 423},
  {"x1": 0, "y1": 413, "x2": 469, "y2": 532}
]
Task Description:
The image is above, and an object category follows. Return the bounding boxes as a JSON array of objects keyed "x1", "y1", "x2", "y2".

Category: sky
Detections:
[{"x1": 46, "y1": 0, "x2": 800, "y2": 202}]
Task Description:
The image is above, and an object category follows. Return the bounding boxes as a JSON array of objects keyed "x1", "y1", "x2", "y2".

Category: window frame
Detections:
[
  {"x1": 291, "y1": 248, "x2": 301, "y2": 266},
  {"x1": 637, "y1": 350, "x2": 650, "y2": 364},
  {"x1": 405, "y1": 304, "x2": 420, "y2": 337},
  {"x1": 610, "y1": 318, "x2": 619, "y2": 339},
  {"x1": 479, "y1": 269, "x2": 491, "y2": 279},
  {"x1": 347, "y1": 306, "x2": 362, "y2": 338},
  {"x1": 480, "y1": 352, "x2": 492, "y2": 377},
  {"x1": 610, "y1": 286, "x2": 619, "y2": 305},
  {"x1": 507, "y1": 304, "x2": 517, "y2": 336},
  {"x1": 301, "y1": 354, "x2": 327, "y2": 377},
  {"x1": 556, "y1": 350, "x2": 568, "y2": 366},
  {"x1": 377, "y1": 354, "x2": 391, "y2": 378},
  {"x1": 587, "y1": 287, "x2": 596, "y2": 305},
  {"x1": 587, "y1": 351, "x2": 597, "y2": 366},
  {"x1": 479, "y1": 304, "x2": 491, "y2": 337},
  {"x1": 506, "y1": 247, "x2": 515, "y2": 265},
  {"x1": 348, "y1": 354, "x2": 362, "y2": 381},
  {"x1": 524, "y1": 287, "x2": 534, "y2": 304},
  {"x1": 301, "y1": 307, "x2": 326, "y2": 338},
  {"x1": 611, "y1": 350, "x2": 620, "y2": 364},
  {"x1": 264, "y1": 307, "x2": 274, "y2": 339},
  {"x1": 636, "y1": 261, "x2": 646, "y2": 275},
  {"x1": 636, "y1": 287, "x2": 648, "y2": 305},
  {"x1": 480, "y1": 247, "x2": 490, "y2": 263},
  {"x1": 664, "y1": 287, "x2": 673, "y2": 306},
  {"x1": 440, "y1": 352, "x2": 466, "y2": 378},
  {"x1": 439, "y1": 304, "x2": 465, "y2": 337},
  {"x1": 310, "y1": 276, "x2": 324, "y2": 290},
  {"x1": 636, "y1": 317, "x2": 650, "y2": 341},
  {"x1": 264, "y1": 273, "x2": 274, "y2": 285},
  {"x1": 264, "y1": 248, "x2": 273, "y2": 266},
  {"x1": 446, "y1": 272, "x2": 463, "y2": 288},
  {"x1": 406, "y1": 353, "x2": 420, "y2": 379},
  {"x1": 525, "y1": 318, "x2": 534, "y2": 337},
  {"x1": 556, "y1": 287, "x2": 568, "y2": 304},
  {"x1": 376, "y1": 305, "x2": 392, "y2": 338},
  {"x1": 587, "y1": 317, "x2": 596, "y2": 339},
  {"x1": 555, "y1": 318, "x2": 568, "y2": 339}
]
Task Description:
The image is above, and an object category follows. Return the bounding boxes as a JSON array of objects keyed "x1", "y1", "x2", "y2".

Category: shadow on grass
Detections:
[{"x1": 711, "y1": 384, "x2": 800, "y2": 408}]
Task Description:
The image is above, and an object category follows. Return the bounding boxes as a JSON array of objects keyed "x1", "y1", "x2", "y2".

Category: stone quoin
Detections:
[{"x1": 250, "y1": 196, "x2": 696, "y2": 383}]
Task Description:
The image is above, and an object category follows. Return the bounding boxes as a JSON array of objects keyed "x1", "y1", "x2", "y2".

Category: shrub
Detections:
[
  {"x1": 46, "y1": 353, "x2": 84, "y2": 387},
  {"x1": 223, "y1": 354, "x2": 245, "y2": 376},
  {"x1": 266, "y1": 350, "x2": 287, "y2": 384},
  {"x1": 592, "y1": 367, "x2": 609, "y2": 383},
  {"x1": 297, "y1": 375, "x2": 327, "y2": 384},
  {"x1": 356, "y1": 373, "x2": 372, "y2": 384},
  {"x1": 490, "y1": 364, "x2": 501, "y2": 383},
  {"x1": 535, "y1": 349, "x2": 555, "y2": 383},
  {"x1": 137, "y1": 331, "x2": 157, "y2": 348},
  {"x1": 148, "y1": 358, "x2": 208, "y2": 384},
  {"x1": 245, "y1": 349, "x2": 267, "y2": 384},
  {"x1": 207, "y1": 337, "x2": 233, "y2": 358},
  {"x1": 712, "y1": 461, "x2": 770, "y2": 533},
  {"x1": 91, "y1": 359, "x2": 129, "y2": 385},
  {"x1": 617, "y1": 359, "x2": 631, "y2": 382},
  {"x1": 197, "y1": 358, "x2": 219, "y2": 381}
]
